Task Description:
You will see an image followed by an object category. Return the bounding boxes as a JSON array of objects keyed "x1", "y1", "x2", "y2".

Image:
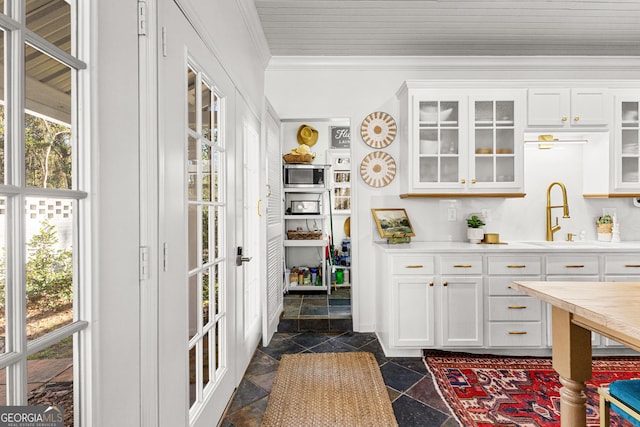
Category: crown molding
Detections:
[
  {"x1": 266, "y1": 56, "x2": 640, "y2": 73},
  {"x1": 234, "y1": 0, "x2": 272, "y2": 68}
]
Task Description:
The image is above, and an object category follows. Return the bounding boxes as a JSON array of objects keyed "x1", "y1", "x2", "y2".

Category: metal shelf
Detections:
[{"x1": 284, "y1": 239, "x2": 328, "y2": 247}]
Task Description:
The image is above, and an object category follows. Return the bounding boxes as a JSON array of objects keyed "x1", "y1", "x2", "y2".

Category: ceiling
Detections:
[{"x1": 254, "y1": 0, "x2": 640, "y2": 56}]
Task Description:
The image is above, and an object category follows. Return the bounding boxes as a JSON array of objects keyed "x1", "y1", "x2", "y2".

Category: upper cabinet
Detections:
[
  {"x1": 397, "y1": 84, "x2": 525, "y2": 197},
  {"x1": 527, "y1": 88, "x2": 610, "y2": 129},
  {"x1": 614, "y1": 95, "x2": 640, "y2": 192}
]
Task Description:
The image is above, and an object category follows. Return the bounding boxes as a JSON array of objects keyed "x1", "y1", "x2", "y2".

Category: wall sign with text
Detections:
[{"x1": 330, "y1": 126, "x2": 351, "y2": 148}]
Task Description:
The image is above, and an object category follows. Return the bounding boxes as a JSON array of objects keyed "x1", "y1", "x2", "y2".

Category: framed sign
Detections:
[
  {"x1": 371, "y1": 208, "x2": 415, "y2": 238},
  {"x1": 330, "y1": 126, "x2": 351, "y2": 149}
]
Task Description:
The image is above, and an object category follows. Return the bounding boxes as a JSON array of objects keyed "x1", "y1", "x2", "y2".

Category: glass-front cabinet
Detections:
[
  {"x1": 398, "y1": 83, "x2": 524, "y2": 196},
  {"x1": 470, "y1": 97, "x2": 519, "y2": 187},
  {"x1": 415, "y1": 98, "x2": 465, "y2": 186},
  {"x1": 617, "y1": 99, "x2": 640, "y2": 190}
]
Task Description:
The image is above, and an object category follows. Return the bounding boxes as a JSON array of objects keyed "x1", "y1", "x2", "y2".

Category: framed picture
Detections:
[{"x1": 371, "y1": 208, "x2": 415, "y2": 238}]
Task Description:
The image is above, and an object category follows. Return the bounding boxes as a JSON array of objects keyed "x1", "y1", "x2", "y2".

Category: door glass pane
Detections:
[
  {"x1": 202, "y1": 331, "x2": 210, "y2": 388},
  {"x1": 202, "y1": 268, "x2": 210, "y2": 326},
  {"x1": 188, "y1": 204, "x2": 198, "y2": 271},
  {"x1": 212, "y1": 150, "x2": 220, "y2": 203},
  {"x1": 188, "y1": 275, "x2": 197, "y2": 340},
  {"x1": 26, "y1": 0, "x2": 71, "y2": 54},
  {"x1": 25, "y1": 197, "x2": 74, "y2": 342},
  {"x1": 188, "y1": 136, "x2": 198, "y2": 201},
  {"x1": 419, "y1": 157, "x2": 438, "y2": 182},
  {"x1": 212, "y1": 93, "x2": 220, "y2": 146},
  {"x1": 475, "y1": 101, "x2": 493, "y2": 123},
  {"x1": 188, "y1": 68, "x2": 196, "y2": 131},
  {"x1": 201, "y1": 84, "x2": 211, "y2": 141},
  {"x1": 0, "y1": 197, "x2": 5, "y2": 354},
  {"x1": 27, "y1": 340, "x2": 73, "y2": 425},
  {"x1": 622, "y1": 102, "x2": 639, "y2": 126},
  {"x1": 0, "y1": 31, "x2": 4, "y2": 185},
  {"x1": 202, "y1": 142, "x2": 211, "y2": 202},
  {"x1": 475, "y1": 157, "x2": 494, "y2": 182},
  {"x1": 440, "y1": 157, "x2": 458, "y2": 182},
  {"x1": 189, "y1": 345, "x2": 196, "y2": 406},
  {"x1": 496, "y1": 157, "x2": 515, "y2": 182},
  {"x1": 622, "y1": 158, "x2": 639, "y2": 183},
  {"x1": 496, "y1": 101, "x2": 514, "y2": 123},
  {"x1": 202, "y1": 205, "x2": 209, "y2": 265},
  {"x1": 496, "y1": 129, "x2": 514, "y2": 153},
  {"x1": 25, "y1": 45, "x2": 72, "y2": 189}
]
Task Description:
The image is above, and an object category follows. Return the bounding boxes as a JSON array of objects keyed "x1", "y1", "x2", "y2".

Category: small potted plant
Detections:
[
  {"x1": 466, "y1": 215, "x2": 485, "y2": 243},
  {"x1": 596, "y1": 214, "x2": 613, "y2": 241}
]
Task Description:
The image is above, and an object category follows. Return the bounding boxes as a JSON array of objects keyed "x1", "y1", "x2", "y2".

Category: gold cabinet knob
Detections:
[
  {"x1": 442, "y1": 281, "x2": 448, "y2": 287},
  {"x1": 471, "y1": 179, "x2": 477, "y2": 184},
  {"x1": 561, "y1": 116, "x2": 568, "y2": 122},
  {"x1": 460, "y1": 179, "x2": 466, "y2": 184},
  {"x1": 428, "y1": 281, "x2": 434, "y2": 287},
  {"x1": 574, "y1": 116, "x2": 580, "y2": 121}
]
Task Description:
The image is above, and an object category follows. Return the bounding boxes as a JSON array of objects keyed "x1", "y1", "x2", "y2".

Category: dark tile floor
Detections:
[
  {"x1": 219, "y1": 331, "x2": 459, "y2": 427},
  {"x1": 278, "y1": 288, "x2": 352, "y2": 332}
]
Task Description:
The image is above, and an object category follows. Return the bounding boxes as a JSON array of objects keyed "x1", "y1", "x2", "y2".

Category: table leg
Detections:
[{"x1": 551, "y1": 306, "x2": 593, "y2": 427}]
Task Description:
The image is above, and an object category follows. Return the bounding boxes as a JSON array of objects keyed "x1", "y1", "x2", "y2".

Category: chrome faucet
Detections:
[{"x1": 546, "y1": 182, "x2": 570, "y2": 241}]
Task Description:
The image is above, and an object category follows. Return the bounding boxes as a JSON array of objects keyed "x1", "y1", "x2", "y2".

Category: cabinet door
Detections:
[
  {"x1": 469, "y1": 93, "x2": 524, "y2": 190},
  {"x1": 412, "y1": 96, "x2": 467, "y2": 190},
  {"x1": 614, "y1": 97, "x2": 640, "y2": 190},
  {"x1": 527, "y1": 88, "x2": 570, "y2": 127},
  {"x1": 570, "y1": 88, "x2": 609, "y2": 126},
  {"x1": 440, "y1": 276, "x2": 483, "y2": 347},
  {"x1": 391, "y1": 276, "x2": 435, "y2": 347}
]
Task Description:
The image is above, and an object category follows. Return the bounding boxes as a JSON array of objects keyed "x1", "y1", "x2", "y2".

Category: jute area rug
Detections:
[
  {"x1": 261, "y1": 352, "x2": 398, "y2": 427},
  {"x1": 425, "y1": 351, "x2": 640, "y2": 427}
]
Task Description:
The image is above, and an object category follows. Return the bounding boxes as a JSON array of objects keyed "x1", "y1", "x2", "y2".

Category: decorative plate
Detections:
[
  {"x1": 360, "y1": 112, "x2": 397, "y2": 148},
  {"x1": 360, "y1": 151, "x2": 396, "y2": 188}
]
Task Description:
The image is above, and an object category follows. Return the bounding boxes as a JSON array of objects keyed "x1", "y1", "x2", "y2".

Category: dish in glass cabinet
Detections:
[
  {"x1": 360, "y1": 151, "x2": 396, "y2": 187},
  {"x1": 360, "y1": 112, "x2": 397, "y2": 148}
]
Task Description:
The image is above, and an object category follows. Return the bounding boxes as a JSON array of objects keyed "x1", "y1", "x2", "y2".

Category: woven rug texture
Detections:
[
  {"x1": 425, "y1": 352, "x2": 640, "y2": 427},
  {"x1": 261, "y1": 352, "x2": 398, "y2": 427}
]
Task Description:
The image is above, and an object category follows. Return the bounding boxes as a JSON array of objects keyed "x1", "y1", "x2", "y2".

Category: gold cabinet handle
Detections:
[
  {"x1": 507, "y1": 285, "x2": 513, "y2": 289},
  {"x1": 460, "y1": 179, "x2": 466, "y2": 184},
  {"x1": 561, "y1": 116, "x2": 568, "y2": 122},
  {"x1": 574, "y1": 116, "x2": 580, "y2": 121},
  {"x1": 443, "y1": 281, "x2": 448, "y2": 287},
  {"x1": 429, "y1": 281, "x2": 434, "y2": 287},
  {"x1": 257, "y1": 199, "x2": 262, "y2": 217},
  {"x1": 471, "y1": 179, "x2": 477, "y2": 184},
  {"x1": 508, "y1": 305, "x2": 527, "y2": 309},
  {"x1": 624, "y1": 264, "x2": 640, "y2": 268},
  {"x1": 453, "y1": 264, "x2": 472, "y2": 268},
  {"x1": 507, "y1": 265, "x2": 526, "y2": 269},
  {"x1": 508, "y1": 331, "x2": 528, "y2": 335},
  {"x1": 405, "y1": 265, "x2": 424, "y2": 269},
  {"x1": 565, "y1": 265, "x2": 585, "y2": 268}
]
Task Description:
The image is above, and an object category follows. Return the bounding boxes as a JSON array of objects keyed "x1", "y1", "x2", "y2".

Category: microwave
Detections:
[{"x1": 283, "y1": 164, "x2": 327, "y2": 188}]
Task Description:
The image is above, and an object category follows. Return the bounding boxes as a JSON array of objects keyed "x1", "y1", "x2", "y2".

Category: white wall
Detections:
[{"x1": 265, "y1": 57, "x2": 640, "y2": 332}]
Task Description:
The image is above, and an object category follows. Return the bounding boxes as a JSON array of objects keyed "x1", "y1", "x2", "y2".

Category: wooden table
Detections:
[{"x1": 511, "y1": 281, "x2": 640, "y2": 427}]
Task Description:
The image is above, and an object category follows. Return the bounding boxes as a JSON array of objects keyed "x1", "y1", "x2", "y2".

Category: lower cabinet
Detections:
[
  {"x1": 375, "y1": 246, "x2": 640, "y2": 357},
  {"x1": 392, "y1": 276, "x2": 435, "y2": 348},
  {"x1": 441, "y1": 276, "x2": 484, "y2": 347}
]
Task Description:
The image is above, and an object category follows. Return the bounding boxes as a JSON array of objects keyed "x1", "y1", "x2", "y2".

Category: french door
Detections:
[{"x1": 156, "y1": 1, "x2": 236, "y2": 425}]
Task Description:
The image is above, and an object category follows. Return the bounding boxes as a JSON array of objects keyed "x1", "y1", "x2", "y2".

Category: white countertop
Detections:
[{"x1": 374, "y1": 240, "x2": 640, "y2": 253}]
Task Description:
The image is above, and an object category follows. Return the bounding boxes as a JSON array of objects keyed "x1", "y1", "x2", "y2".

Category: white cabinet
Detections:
[
  {"x1": 613, "y1": 95, "x2": 640, "y2": 192},
  {"x1": 392, "y1": 276, "x2": 435, "y2": 348},
  {"x1": 527, "y1": 88, "x2": 609, "y2": 128},
  {"x1": 397, "y1": 84, "x2": 525, "y2": 196},
  {"x1": 376, "y1": 252, "x2": 436, "y2": 356},
  {"x1": 487, "y1": 256, "x2": 544, "y2": 348}
]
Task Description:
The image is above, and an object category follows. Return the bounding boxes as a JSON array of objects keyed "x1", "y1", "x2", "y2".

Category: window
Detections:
[{"x1": 0, "y1": 1, "x2": 89, "y2": 425}]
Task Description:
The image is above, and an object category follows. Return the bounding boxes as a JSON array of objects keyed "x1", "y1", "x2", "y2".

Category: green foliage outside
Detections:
[
  {"x1": 0, "y1": 220, "x2": 73, "y2": 311},
  {"x1": 25, "y1": 220, "x2": 73, "y2": 309}
]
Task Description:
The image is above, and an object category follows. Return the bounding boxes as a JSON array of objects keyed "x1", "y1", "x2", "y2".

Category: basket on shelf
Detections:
[
  {"x1": 283, "y1": 153, "x2": 314, "y2": 164},
  {"x1": 287, "y1": 230, "x2": 323, "y2": 240}
]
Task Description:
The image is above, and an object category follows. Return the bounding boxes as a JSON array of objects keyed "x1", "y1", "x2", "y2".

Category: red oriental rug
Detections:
[{"x1": 424, "y1": 352, "x2": 640, "y2": 427}]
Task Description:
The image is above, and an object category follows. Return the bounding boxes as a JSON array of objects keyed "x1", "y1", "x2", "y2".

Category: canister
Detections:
[{"x1": 336, "y1": 269, "x2": 344, "y2": 285}]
